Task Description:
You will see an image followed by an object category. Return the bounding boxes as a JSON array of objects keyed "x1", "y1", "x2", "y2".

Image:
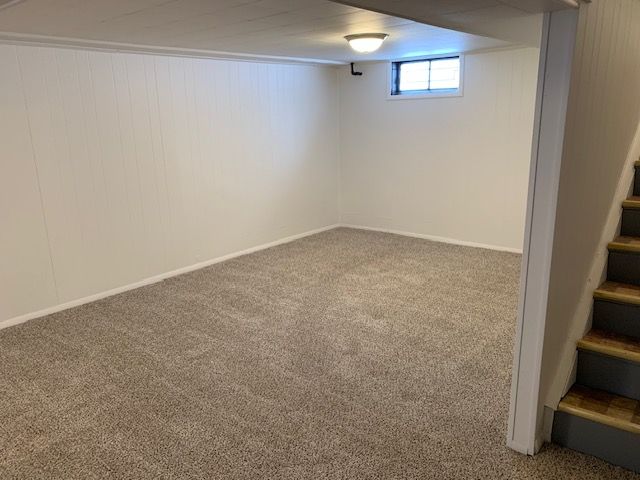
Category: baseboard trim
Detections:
[
  {"x1": 0, "y1": 224, "x2": 339, "y2": 331},
  {"x1": 1, "y1": 223, "x2": 520, "y2": 331},
  {"x1": 339, "y1": 224, "x2": 524, "y2": 254}
]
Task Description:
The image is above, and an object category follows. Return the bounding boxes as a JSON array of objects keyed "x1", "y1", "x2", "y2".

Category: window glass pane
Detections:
[
  {"x1": 399, "y1": 61, "x2": 429, "y2": 92},
  {"x1": 429, "y1": 57, "x2": 460, "y2": 90}
]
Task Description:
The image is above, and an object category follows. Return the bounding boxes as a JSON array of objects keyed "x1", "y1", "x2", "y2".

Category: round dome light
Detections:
[{"x1": 344, "y1": 33, "x2": 389, "y2": 54}]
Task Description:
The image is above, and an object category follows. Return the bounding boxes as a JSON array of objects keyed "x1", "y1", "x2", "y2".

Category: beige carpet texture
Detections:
[{"x1": 0, "y1": 228, "x2": 637, "y2": 479}]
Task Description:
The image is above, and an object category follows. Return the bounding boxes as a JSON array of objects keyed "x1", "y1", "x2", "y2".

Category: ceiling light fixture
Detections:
[{"x1": 344, "y1": 33, "x2": 389, "y2": 54}]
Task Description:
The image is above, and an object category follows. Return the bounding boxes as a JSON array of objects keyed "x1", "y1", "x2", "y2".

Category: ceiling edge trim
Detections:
[{"x1": 0, "y1": 31, "x2": 346, "y2": 66}]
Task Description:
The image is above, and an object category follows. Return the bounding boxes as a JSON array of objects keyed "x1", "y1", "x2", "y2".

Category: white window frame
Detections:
[{"x1": 386, "y1": 53, "x2": 465, "y2": 101}]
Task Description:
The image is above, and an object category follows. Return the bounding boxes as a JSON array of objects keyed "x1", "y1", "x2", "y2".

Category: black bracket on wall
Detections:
[{"x1": 350, "y1": 63, "x2": 363, "y2": 76}]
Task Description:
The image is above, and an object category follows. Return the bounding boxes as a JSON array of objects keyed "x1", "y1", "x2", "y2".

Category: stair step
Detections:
[
  {"x1": 623, "y1": 196, "x2": 640, "y2": 209},
  {"x1": 553, "y1": 385, "x2": 640, "y2": 473},
  {"x1": 621, "y1": 209, "x2": 640, "y2": 236},
  {"x1": 607, "y1": 247, "x2": 640, "y2": 286},
  {"x1": 577, "y1": 330, "x2": 640, "y2": 400},
  {"x1": 578, "y1": 330, "x2": 640, "y2": 363},
  {"x1": 578, "y1": 350, "x2": 640, "y2": 401},
  {"x1": 558, "y1": 385, "x2": 640, "y2": 435},
  {"x1": 608, "y1": 236, "x2": 640, "y2": 253},
  {"x1": 594, "y1": 298, "x2": 640, "y2": 339},
  {"x1": 594, "y1": 281, "x2": 640, "y2": 306}
]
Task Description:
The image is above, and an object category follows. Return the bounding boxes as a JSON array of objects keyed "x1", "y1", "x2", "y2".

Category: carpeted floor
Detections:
[{"x1": 0, "y1": 228, "x2": 637, "y2": 479}]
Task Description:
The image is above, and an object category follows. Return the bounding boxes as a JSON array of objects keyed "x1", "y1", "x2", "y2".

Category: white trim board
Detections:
[
  {"x1": 0, "y1": 224, "x2": 339, "y2": 332},
  {"x1": 0, "y1": 31, "x2": 344, "y2": 66},
  {"x1": 339, "y1": 224, "x2": 523, "y2": 254}
]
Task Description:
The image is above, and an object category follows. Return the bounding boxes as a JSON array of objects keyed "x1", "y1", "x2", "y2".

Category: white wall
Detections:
[
  {"x1": 0, "y1": 44, "x2": 339, "y2": 325},
  {"x1": 1, "y1": 42, "x2": 541, "y2": 326},
  {"x1": 338, "y1": 48, "x2": 539, "y2": 251},
  {"x1": 539, "y1": 0, "x2": 640, "y2": 414}
]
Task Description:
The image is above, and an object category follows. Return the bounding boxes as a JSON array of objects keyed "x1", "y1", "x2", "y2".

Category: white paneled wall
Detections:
[
  {"x1": 540, "y1": 0, "x2": 640, "y2": 411},
  {"x1": 0, "y1": 44, "x2": 339, "y2": 324},
  {"x1": 1, "y1": 42, "x2": 540, "y2": 326},
  {"x1": 338, "y1": 48, "x2": 539, "y2": 251}
]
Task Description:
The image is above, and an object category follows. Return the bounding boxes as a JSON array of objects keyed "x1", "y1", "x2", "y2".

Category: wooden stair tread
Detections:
[
  {"x1": 609, "y1": 236, "x2": 640, "y2": 253},
  {"x1": 578, "y1": 329, "x2": 640, "y2": 363},
  {"x1": 559, "y1": 385, "x2": 640, "y2": 434},
  {"x1": 594, "y1": 281, "x2": 640, "y2": 305},
  {"x1": 623, "y1": 196, "x2": 640, "y2": 209}
]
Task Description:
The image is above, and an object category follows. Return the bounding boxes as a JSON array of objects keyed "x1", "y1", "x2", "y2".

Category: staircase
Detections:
[{"x1": 552, "y1": 161, "x2": 640, "y2": 472}]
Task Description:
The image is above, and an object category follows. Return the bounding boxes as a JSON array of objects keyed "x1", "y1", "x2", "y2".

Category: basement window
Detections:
[{"x1": 390, "y1": 55, "x2": 462, "y2": 98}]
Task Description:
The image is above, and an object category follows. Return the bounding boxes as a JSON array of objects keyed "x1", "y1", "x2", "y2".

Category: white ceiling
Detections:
[
  {"x1": 332, "y1": 0, "x2": 578, "y2": 46},
  {"x1": 0, "y1": 0, "x2": 517, "y2": 64}
]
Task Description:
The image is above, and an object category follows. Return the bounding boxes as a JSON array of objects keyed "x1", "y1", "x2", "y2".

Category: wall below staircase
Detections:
[{"x1": 538, "y1": 0, "x2": 640, "y2": 421}]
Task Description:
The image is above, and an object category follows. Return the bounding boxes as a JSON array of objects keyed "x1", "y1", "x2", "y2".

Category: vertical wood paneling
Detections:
[
  {"x1": 1, "y1": 44, "x2": 340, "y2": 323},
  {"x1": 540, "y1": 0, "x2": 640, "y2": 409},
  {"x1": 0, "y1": 44, "x2": 57, "y2": 320},
  {"x1": 338, "y1": 47, "x2": 540, "y2": 250}
]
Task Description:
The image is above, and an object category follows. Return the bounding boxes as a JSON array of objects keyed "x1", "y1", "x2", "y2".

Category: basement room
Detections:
[{"x1": 2, "y1": 0, "x2": 640, "y2": 478}]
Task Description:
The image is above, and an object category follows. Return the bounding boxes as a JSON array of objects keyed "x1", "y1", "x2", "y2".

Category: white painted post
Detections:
[{"x1": 507, "y1": 8, "x2": 579, "y2": 455}]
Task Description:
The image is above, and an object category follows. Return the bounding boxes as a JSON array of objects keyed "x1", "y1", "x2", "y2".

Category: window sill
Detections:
[{"x1": 386, "y1": 90, "x2": 463, "y2": 101}]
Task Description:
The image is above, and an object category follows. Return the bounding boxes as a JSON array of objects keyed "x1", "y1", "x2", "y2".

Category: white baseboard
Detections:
[
  {"x1": 0, "y1": 224, "x2": 339, "y2": 332},
  {"x1": 1, "y1": 222, "x2": 520, "y2": 331},
  {"x1": 339, "y1": 224, "x2": 524, "y2": 254}
]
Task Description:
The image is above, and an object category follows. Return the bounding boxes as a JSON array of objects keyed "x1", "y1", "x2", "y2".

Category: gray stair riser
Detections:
[
  {"x1": 552, "y1": 411, "x2": 640, "y2": 473},
  {"x1": 621, "y1": 208, "x2": 640, "y2": 237},
  {"x1": 635, "y1": 166, "x2": 640, "y2": 196},
  {"x1": 608, "y1": 251, "x2": 640, "y2": 286},
  {"x1": 593, "y1": 300, "x2": 640, "y2": 339},
  {"x1": 577, "y1": 351, "x2": 640, "y2": 401}
]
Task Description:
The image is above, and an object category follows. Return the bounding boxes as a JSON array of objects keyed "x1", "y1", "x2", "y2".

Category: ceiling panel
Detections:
[
  {"x1": 331, "y1": 0, "x2": 578, "y2": 45},
  {"x1": 0, "y1": 0, "x2": 514, "y2": 64}
]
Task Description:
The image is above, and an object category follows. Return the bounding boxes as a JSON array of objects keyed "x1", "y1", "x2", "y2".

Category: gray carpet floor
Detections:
[{"x1": 0, "y1": 228, "x2": 637, "y2": 479}]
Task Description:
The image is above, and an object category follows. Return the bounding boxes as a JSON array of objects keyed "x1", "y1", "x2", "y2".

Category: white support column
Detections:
[{"x1": 507, "y1": 8, "x2": 579, "y2": 455}]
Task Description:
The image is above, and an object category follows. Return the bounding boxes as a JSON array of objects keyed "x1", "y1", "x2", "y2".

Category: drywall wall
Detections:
[
  {"x1": 0, "y1": 43, "x2": 339, "y2": 325},
  {"x1": 538, "y1": 0, "x2": 640, "y2": 413},
  {"x1": 338, "y1": 47, "x2": 540, "y2": 251}
]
